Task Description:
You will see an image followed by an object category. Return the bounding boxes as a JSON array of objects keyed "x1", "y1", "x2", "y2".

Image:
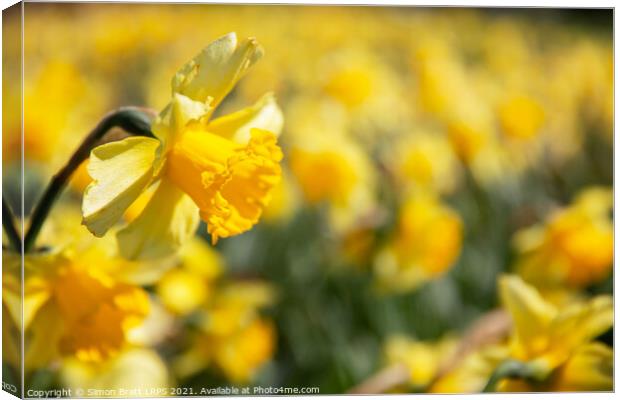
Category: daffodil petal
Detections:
[
  {"x1": 548, "y1": 295, "x2": 613, "y2": 360},
  {"x1": 61, "y1": 348, "x2": 169, "y2": 394},
  {"x1": 550, "y1": 343, "x2": 613, "y2": 391},
  {"x1": 151, "y1": 93, "x2": 212, "y2": 148},
  {"x1": 82, "y1": 137, "x2": 160, "y2": 237},
  {"x1": 498, "y1": 275, "x2": 557, "y2": 358},
  {"x1": 116, "y1": 179, "x2": 200, "y2": 260},
  {"x1": 25, "y1": 302, "x2": 65, "y2": 370},
  {"x1": 171, "y1": 32, "x2": 263, "y2": 107},
  {"x1": 208, "y1": 92, "x2": 284, "y2": 143}
]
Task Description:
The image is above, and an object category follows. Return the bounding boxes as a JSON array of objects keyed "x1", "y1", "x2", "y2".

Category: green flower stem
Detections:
[
  {"x1": 3, "y1": 197, "x2": 21, "y2": 252},
  {"x1": 482, "y1": 359, "x2": 541, "y2": 392},
  {"x1": 23, "y1": 107, "x2": 156, "y2": 252}
]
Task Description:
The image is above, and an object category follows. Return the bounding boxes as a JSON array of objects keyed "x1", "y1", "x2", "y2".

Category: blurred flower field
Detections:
[{"x1": 2, "y1": 4, "x2": 613, "y2": 395}]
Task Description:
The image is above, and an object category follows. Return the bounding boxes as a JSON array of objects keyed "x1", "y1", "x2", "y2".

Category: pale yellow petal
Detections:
[
  {"x1": 82, "y1": 137, "x2": 160, "y2": 237},
  {"x1": 156, "y1": 269, "x2": 210, "y2": 315},
  {"x1": 79, "y1": 233, "x2": 177, "y2": 286},
  {"x1": 498, "y1": 275, "x2": 557, "y2": 359},
  {"x1": 208, "y1": 92, "x2": 284, "y2": 143},
  {"x1": 151, "y1": 93, "x2": 212, "y2": 148},
  {"x1": 61, "y1": 348, "x2": 169, "y2": 396},
  {"x1": 171, "y1": 32, "x2": 263, "y2": 107},
  {"x1": 430, "y1": 345, "x2": 508, "y2": 393},
  {"x1": 25, "y1": 302, "x2": 65, "y2": 370},
  {"x1": 546, "y1": 295, "x2": 613, "y2": 366},
  {"x1": 116, "y1": 179, "x2": 199, "y2": 260},
  {"x1": 180, "y1": 237, "x2": 223, "y2": 279},
  {"x1": 550, "y1": 343, "x2": 613, "y2": 391}
]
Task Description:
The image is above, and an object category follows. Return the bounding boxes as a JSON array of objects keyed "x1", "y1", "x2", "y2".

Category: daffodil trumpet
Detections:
[
  {"x1": 23, "y1": 107, "x2": 155, "y2": 252},
  {"x1": 3, "y1": 197, "x2": 21, "y2": 252}
]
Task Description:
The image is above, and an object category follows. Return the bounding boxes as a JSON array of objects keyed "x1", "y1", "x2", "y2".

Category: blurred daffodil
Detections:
[
  {"x1": 290, "y1": 132, "x2": 376, "y2": 233},
  {"x1": 23, "y1": 61, "x2": 108, "y2": 163},
  {"x1": 513, "y1": 187, "x2": 613, "y2": 288},
  {"x1": 498, "y1": 94, "x2": 545, "y2": 141},
  {"x1": 60, "y1": 348, "x2": 170, "y2": 397},
  {"x1": 547, "y1": 342, "x2": 613, "y2": 391},
  {"x1": 5, "y1": 249, "x2": 150, "y2": 368},
  {"x1": 156, "y1": 237, "x2": 223, "y2": 315},
  {"x1": 173, "y1": 281, "x2": 276, "y2": 383},
  {"x1": 433, "y1": 275, "x2": 612, "y2": 393},
  {"x1": 383, "y1": 335, "x2": 457, "y2": 389},
  {"x1": 430, "y1": 345, "x2": 508, "y2": 393},
  {"x1": 499, "y1": 275, "x2": 611, "y2": 370},
  {"x1": 2, "y1": 209, "x2": 171, "y2": 369},
  {"x1": 82, "y1": 33, "x2": 284, "y2": 259},
  {"x1": 390, "y1": 130, "x2": 460, "y2": 195},
  {"x1": 374, "y1": 195, "x2": 462, "y2": 292},
  {"x1": 261, "y1": 170, "x2": 300, "y2": 224}
]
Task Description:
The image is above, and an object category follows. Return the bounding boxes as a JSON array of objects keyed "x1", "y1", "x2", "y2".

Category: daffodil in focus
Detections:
[
  {"x1": 374, "y1": 195, "x2": 462, "y2": 292},
  {"x1": 513, "y1": 187, "x2": 613, "y2": 288},
  {"x1": 173, "y1": 281, "x2": 276, "y2": 383},
  {"x1": 82, "y1": 33, "x2": 284, "y2": 259}
]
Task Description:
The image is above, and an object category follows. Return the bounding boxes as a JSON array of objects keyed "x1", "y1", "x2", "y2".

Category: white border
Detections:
[{"x1": 0, "y1": 1, "x2": 616, "y2": 400}]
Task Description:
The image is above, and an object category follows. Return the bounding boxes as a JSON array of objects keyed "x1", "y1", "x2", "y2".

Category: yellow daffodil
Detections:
[
  {"x1": 210, "y1": 318, "x2": 275, "y2": 383},
  {"x1": 156, "y1": 237, "x2": 223, "y2": 315},
  {"x1": 547, "y1": 342, "x2": 613, "y2": 391},
  {"x1": 23, "y1": 61, "x2": 108, "y2": 163},
  {"x1": 60, "y1": 348, "x2": 170, "y2": 397},
  {"x1": 2, "y1": 14, "x2": 21, "y2": 165},
  {"x1": 2, "y1": 208, "x2": 172, "y2": 369},
  {"x1": 320, "y1": 47, "x2": 407, "y2": 137},
  {"x1": 261, "y1": 170, "x2": 300, "y2": 224},
  {"x1": 82, "y1": 33, "x2": 284, "y2": 259},
  {"x1": 498, "y1": 275, "x2": 612, "y2": 375},
  {"x1": 383, "y1": 335, "x2": 457, "y2": 389},
  {"x1": 432, "y1": 275, "x2": 612, "y2": 393},
  {"x1": 11, "y1": 5, "x2": 615, "y2": 395},
  {"x1": 374, "y1": 195, "x2": 462, "y2": 292},
  {"x1": 390, "y1": 130, "x2": 460, "y2": 195},
  {"x1": 3, "y1": 249, "x2": 150, "y2": 368},
  {"x1": 430, "y1": 345, "x2": 508, "y2": 393},
  {"x1": 173, "y1": 281, "x2": 276, "y2": 383},
  {"x1": 290, "y1": 132, "x2": 376, "y2": 233},
  {"x1": 412, "y1": 36, "x2": 467, "y2": 118},
  {"x1": 498, "y1": 94, "x2": 546, "y2": 141},
  {"x1": 323, "y1": 63, "x2": 374, "y2": 108},
  {"x1": 513, "y1": 187, "x2": 613, "y2": 288},
  {"x1": 446, "y1": 102, "x2": 493, "y2": 164}
]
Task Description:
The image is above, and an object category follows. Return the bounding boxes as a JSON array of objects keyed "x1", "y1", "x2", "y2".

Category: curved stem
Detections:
[
  {"x1": 23, "y1": 107, "x2": 156, "y2": 252},
  {"x1": 482, "y1": 359, "x2": 537, "y2": 392},
  {"x1": 3, "y1": 197, "x2": 21, "y2": 252}
]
